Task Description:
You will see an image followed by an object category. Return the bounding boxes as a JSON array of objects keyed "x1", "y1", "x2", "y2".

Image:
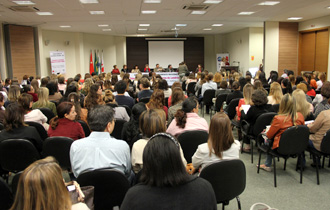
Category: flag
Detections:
[
  {"x1": 97, "y1": 51, "x2": 101, "y2": 75},
  {"x1": 94, "y1": 50, "x2": 98, "y2": 75},
  {"x1": 101, "y1": 51, "x2": 104, "y2": 73},
  {"x1": 89, "y1": 51, "x2": 94, "y2": 74}
]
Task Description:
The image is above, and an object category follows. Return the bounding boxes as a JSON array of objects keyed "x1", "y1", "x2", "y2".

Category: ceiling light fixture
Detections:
[
  {"x1": 141, "y1": 10, "x2": 157, "y2": 14},
  {"x1": 203, "y1": 28, "x2": 212, "y2": 30},
  {"x1": 79, "y1": 0, "x2": 99, "y2": 3},
  {"x1": 176, "y1": 24, "x2": 187, "y2": 27},
  {"x1": 102, "y1": 29, "x2": 111, "y2": 31},
  {"x1": 203, "y1": 0, "x2": 222, "y2": 4},
  {"x1": 258, "y1": 1, "x2": 280, "y2": 6},
  {"x1": 60, "y1": 25, "x2": 71, "y2": 28},
  {"x1": 138, "y1": 28, "x2": 148, "y2": 31},
  {"x1": 36, "y1": 12, "x2": 53, "y2": 15},
  {"x1": 191, "y1": 11, "x2": 206, "y2": 15},
  {"x1": 139, "y1": 24, "x2": 150, "y2": 27},
  {"x1": 287, "y1": 17, "x2": 303, "y2": 20},
  {"x1": 326, "y1": 6, "x2": 330, "y2": 9},
  {"x1": 143, "y1": 0, "x2": 161, "y2": 3},
  {"x1": 12, "y1": 1, "x2": 35, "y2": 5},
  {"x1": 212, "y1": 24, "x2": 223, "y2": 26},
  {"x1": 90, "y1": 11, "x2": 105, "y2": 15},
  {"x1": 238, "y1": 11, "x2": 255, "y2": 15},
  {"x1": 98, "y1": 24, "x2": 109, "y2": 27}
]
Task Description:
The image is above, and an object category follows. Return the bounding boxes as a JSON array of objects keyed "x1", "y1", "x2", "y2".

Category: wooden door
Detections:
[
  {"x1": 300, "y1": 32, "x2": 316, "y2": 73},
  {"x1": 315, "y1": 30, "x2": 329, "y2": 73}
]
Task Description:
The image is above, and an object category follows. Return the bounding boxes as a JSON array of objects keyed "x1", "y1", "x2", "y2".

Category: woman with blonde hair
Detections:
[
  {"x1": 213, "y1": 72, "x2": 222, "y2": 89},
  {"x1": 10, "y1": 156, "x2": 89, "y2": 210},
  {"x1": 236, "y1": 83, "x2": 253, "y2": 121},
  {"x1": 267, "y1": 82, "x2": 283, "y2": 105},
  {"x1": 81, "y1": 78, "x2": 94, "y2": 96},
  {"x1": 192, "y1": 112, "x2": 240, "y2": 171},
  {"x1": 4, "y1": 85, "x2": 21, "y2": 108},
  {"x1": 292, "y1": 89, "x2": 313, "y2": 120},
  {"x1": 32, "y1": 87, "x2": 57, "y2": 115}
]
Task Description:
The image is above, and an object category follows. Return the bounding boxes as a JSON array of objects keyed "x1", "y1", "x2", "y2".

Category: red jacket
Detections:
[
  {"x1": 144, "y1": 68, "x2": 150, "y2": 72},
  {"x1": 112, "y1": 69, "x2": 120, "y2": 74},
  {"x1": 48, "y1": 118, "x2": 85, "y2": 140}
]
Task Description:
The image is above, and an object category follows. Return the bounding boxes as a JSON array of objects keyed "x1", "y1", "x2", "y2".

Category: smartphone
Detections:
[{"x1": 67, "y1": 184, "x2": 76, "y2": 192}]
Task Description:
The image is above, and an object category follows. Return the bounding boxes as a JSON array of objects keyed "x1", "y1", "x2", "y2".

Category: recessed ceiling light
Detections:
[
  {"x1": 258, "y1": 1, "x2": 280, "y2": 6},
  {"x1": 203, "y1": 0, "x2": 222, "y2": 4},
  {"x1": 36, "y1": 12, "x2": 53, "y2": 16},
  {"x1": 89, "y1": 11, "x2": 105, "y2": 15},
  {"x1": 203, "y1": 28, "x2": 212, "y2": 30},
  {"x1": 98, "y1": 24, "x2": 109, "y2": 27},
  {"x1": 191, "y1": 11, "x2": 206, "y2": 15},
  {"x1": 171, "y1": 28, "x2": 180, "y2": 30},
  {"x1": 238, "y1": 12, "x2": 255, "y2": 15},
  {"x1": 138, "y1": 28, "x2": 148, "y2": 31},
  {"x1": 176, "y1": 24, "x2": 187, "y2": 27},
  {"x1": 12, "y1": 1, "x2": 35, "y2": 5},
  {"x1": 143, "y1": 0, "x2": 161, "y2": 3},
  {"x1": 79, "y1": 0, "x2": 99, "y2": 3},
  {"x1": 212, "y1": 24, "x2": 223, "y2": 26},
  {"x1": 102, "y1": 29, "x2": 111, "y2": 31},
  {"x1": 141, "y1": 10, "x2": 157, "y2": 14},
  {"x1": 60, "y1": 25, "x2": 71, "y2": 28},
  {"x1": 326, "y1": 6, "x2": 330, "y2": 9},
  {"x1": 139, "y1": 24, "x2": 150, "y2": 27},
  {"x1": 287, "y1": 17, "x2": 303, "y2": 20}
]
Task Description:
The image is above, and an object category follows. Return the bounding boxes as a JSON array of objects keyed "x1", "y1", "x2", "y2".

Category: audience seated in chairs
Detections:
[
  {"x1": 32, "y1": 87, "x2": 57, "y2": 116},
  {"x1": 293, "y1": 89, "x2": 314, "y2": 120},
  {"x1": 0, "y1": 103, "x2": 43, "y2": 152},
  {"x1": 48, "y1": 102, "x2": 85, "y2": 140},
  {"x1": 46, "y1": 81, "x2": 63, "y2": 103},
  {"x1": 70, "y1": 105, "x2": 133, "y2": 180},
  {"x1": 146, "y1": 89, "x2": 168, "y2": 120},
  {"x1": 200, "y1": 73, "x2": 217, "y2": 114},
  {"x1": 104, "y1": 90, "x2": 130, "y2": 122},
  {"x1": 226, "y1": 81, "x2": 243, "y2": 105},
  {"x1": 167, "y1": 97, "x2": 208, "y2": 137},
  {"x1": 192, "y1": 113, "x2": 240, "y2": 173},
  {"x1": 137, "y1": 78, "x2": 153, "y2": 102},
  {"x1": 167, "y1": 88, "x2": 185, "y2": 126},
  {"x1": 167, "y1": 82, "x2": 188, "y2": 107},
  {"x1": 258, "y1": 94, "x2": 305, "y2": 172},
  {"x1": 215, "y1": 80, "x2": 231, "y2": 98},
  {"x1": 157, "y1": 79, "x2": 172, "y2": 98},
  {"x1": 18, "y1": 93, "x2": 49, "y2": 131},
  {"x1": 10, "y1": 156, "x2": 89, "y2": 210},
  {"x1": 267, "y1": 82, "x2": 283, "y2": 105},
  {"x1": 121, "y1": 133, "x2": 217, "y2": 210},
  {"x1": 115, "y1": 80, "x2": 135, "y2": 109}
]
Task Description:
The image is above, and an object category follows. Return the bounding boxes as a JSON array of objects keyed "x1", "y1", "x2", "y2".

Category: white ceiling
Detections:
[{"x1": 0, "y1": 0, "x2": 329, "y2": 36}]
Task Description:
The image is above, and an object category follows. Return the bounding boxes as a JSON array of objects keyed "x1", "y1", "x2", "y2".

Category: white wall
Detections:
[
  {"x1": 223, "y1": 28, "x2": 250, "y2": 74},
  {"x1": 264, "y1": 21, "x2": 279, "y2": 77},
  {"x1": 0, "y1": 22, "x2": 7, "y2": 80},
  {"x1": 249, "y1": 28, "x2": 264, "y2": 71}
]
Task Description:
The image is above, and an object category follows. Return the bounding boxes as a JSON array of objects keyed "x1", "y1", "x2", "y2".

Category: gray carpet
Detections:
[{"x1": 200, "y1": 111, "x2": 330, "y2": 210}]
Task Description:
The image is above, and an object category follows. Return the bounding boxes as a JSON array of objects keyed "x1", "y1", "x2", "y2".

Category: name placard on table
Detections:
[{"x1": 129, "y1": 72, "x2": 180, "y2": 86}]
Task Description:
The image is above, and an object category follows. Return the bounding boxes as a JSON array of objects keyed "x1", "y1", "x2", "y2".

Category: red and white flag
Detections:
[
  {"x1": 89, "y1": 51, "x2": 94, "y2": 74},
  {"x1": 101, "y1": 51, "x2": 104, "y2": 73}
]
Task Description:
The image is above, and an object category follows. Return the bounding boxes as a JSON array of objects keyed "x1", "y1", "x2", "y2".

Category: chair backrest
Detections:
[
  {"x1": 182, "y1": 81, "x2": 186, "y2": 91},
  {"x1": 215, "y1": 94, "x2": 228, "y2": 112},
  {"x1": 42, "y1": 137, "x2": 74, "y2": 170},
  {"x1": 78, "y1": 120, "x2": 91, "y2": 137},
  {"x1": 226, "y1": 98, "x2": 241, "y2": 120},
  {"x1": 140, "y1": 97, "x2": 150, "y2": 103},
  {"x1": 0, "y1": 139, "x2": 40, "y2": 172},
  {"x1": 203, "y1": 89, "x2": 216, "y2": 106},
  {"x1": 164, "y1": 97, "x2": 169, "y2": 108},
  {"x1": 200, "y1": 159, "x2": 246, "y2": 204},
  {"x1": 25, "y1": 121, "x2": 48, "y2": 141},
  {"x1": 119, "y1": 105, "x2": 132, "y2": 117},
  {"x1": 11, "y1": 171, "x2": 23, "y2": 196},
  {"x1": 177, "y1": 130, "x2": 208, "y2": 163},
  {"x1": 187, "y1": 82, "x2": 196, "y2": 96},
  {"x1": 320, "y1": 129, "x2": 330, "y2": 154},
  {"x1": 77, "y1": 169, "x2": 130, "y2": 209},
  {"x1": 252, "y1": 112, "x2": 277, "y2": 137},
  {"x1": 277, "y1": 125, "x2": 309, "y2": 155},
  {"x1": 272, "y1": 104, "x2": 280, "y2": 113},
  {"x1": 39, "y1": 107, "x2": 55, "y2": 124},
  {"x1": 0, "y1": 177, "x2": 13, "y2": 210},
  {"x1": 0, "y1": 123, "x2": 4, "y2": 131},
  {"x1": 111, "y1": 119, "x2": 127, "y2": 139}
]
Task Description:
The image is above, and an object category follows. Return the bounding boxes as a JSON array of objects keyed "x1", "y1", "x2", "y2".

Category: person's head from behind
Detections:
[
  {"x1": 40, "y1": 77, "x2": 49, "y2": 87},
  {"x1": 37, "y1": 87, "x2": 50, "y2": 102},
  {"x1": 281, "y1": 78, "x2": 292, "y2": 93},
  {"x1": 321, "y1": 81, "x2": 330, "y2": 99},
  {"x1": 88, "y1": 83, "x2": 102, "y2": 96},
  {"x1": 141, "y1": 133, "x2": 189, "y2": 187},
  {"x1": 68, "y1": 92, "x2": 80, "y2": 104},
  {"x1": 171, "y1": 88, "x2": 185, "y2": 106},
  {"x1": 10, "y1": 156, "x2": 71, "y2": 210},
  {"x1": 0, "y1": 93, "x2": 4, "y2": 107},
  {"x1": 46, "y1": 81, "x2": 58, "y2": 96},
  {"x1": 139, "y1": 78, "x2": 150, "y2": 89},
  {"x1": 57, "y1": 102, "x2": 76, "y2": 120},
  {"x1": 243, "y1": 83, "x2": 253, "y2": 104},
  {"x1": 175, "y1": 97, "x2": 198, "y2": 129},
  {"x1": 22, "y1": 85, "x2": 34, "y2": 94},
  {"x1": 4, "y1": 102, "x2": 26, "y2": 131},
  {"x1": 219, "y1": 80, "x2": 228, "y2": 89},
  {"x1": 115, "y1": 80, "x2": 127, "y2": 94},
  {"x1": 139, "y1": 109, "x2": 166, "y2": 138},
  {"x1": 232, "y1": 81, "x2": 240, "y2": 91},
  {"x1": 296, "y1": 83, "x2": 308, "y2": 93},
  {"x1": 18, "y1": 93, "x2": 33, "y2": 112},
  {"x1": 252, "y1": 89, "x2": 268, "y2": 106},
  {"x1": 208, "y1": 113, "x2": 234, "y2": 158},
  {"x1": 87, "y1": 105, "x2": 115, "y2": 133},
  {"x1": 319, "y1": 72, "x2": 326, "y2": 83},
  {"x1": 147, "y1": 89, "x2": 165, "y2": 109},
  {"x1": 8, "y1": 85, "x2": 21, "y2": 102},
  {"x1": 157, "y1": 79, "x2": 168, "y2": 91},
  {"x1": 292, "y1": 89, "x2": 310, "y2": 119}
]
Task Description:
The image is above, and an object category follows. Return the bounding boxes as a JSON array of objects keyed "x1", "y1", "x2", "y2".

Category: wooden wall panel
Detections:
[
  {"x1": 6, "y1": 25, "x2": 36, "y2": 82},
  {"x1": 299, "y1": 32, "x2": 316, "y2": 74},
  {"x1": 315, "y1": 30, "x2": 329, "y2": 73},
  {"x1": 278, "y1": 22, "x2": 298, "y2": 76},
  {"x1": 126, "y1": 37, "x2": 204, "y2": 72}
]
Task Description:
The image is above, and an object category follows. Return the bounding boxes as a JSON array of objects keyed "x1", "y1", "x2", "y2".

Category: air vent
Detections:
[
  {"x1": 182, "y1": 5, "x2": 209, "y2": 10},
  {"x1": 8, "y1": 6, "x2": 39, "y2": 12}
]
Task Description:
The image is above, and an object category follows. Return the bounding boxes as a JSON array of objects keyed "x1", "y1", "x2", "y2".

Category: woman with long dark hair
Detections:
[{"x1": 84, "y1": 84, "x2": 104, "y2": 110}]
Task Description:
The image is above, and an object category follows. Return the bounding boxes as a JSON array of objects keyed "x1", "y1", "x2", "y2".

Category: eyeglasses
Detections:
[{"x1": 150, "y1": 132, "x2": 180, "y2": 149}]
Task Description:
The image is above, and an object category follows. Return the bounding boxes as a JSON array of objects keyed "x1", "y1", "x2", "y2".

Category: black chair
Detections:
[
  {"x1": 42, "y1": 137, "x2": 74, "y2": 170},
  {"x1": 77, "y1": 169, "x2": 130, "y2": 210},
  {"x1": 119, "y1": 105, "x2": 132, "y2": 117},
  {"x1": 307, "y1": 129, "x2": 330, "y2": 185},
  {"x1": 187, "y1": 82, "x2": 196, "y2": 96},
  {"x1": 11, "y1": 171, "x2": 23, "y2": 196},
  {"x1": 182, "y1": 81, "x2": 186, "y2": 91},
  {"x1": 78, "y1": 120, "x2": 91, "y2": 137},
  {"x1": 241, "y1": 112, "x2": 277, "y2": 163},
  {"x1": 25, "y1": 121, "x2": 48, "y2": 141},
  {"x1": 201, "y1": 89, "x2": 215, "y2": 117},
  {"x1": 112, "y1": 119, "x2": 126, "y2": 139},
  {"x1": 272, "y1": 104, "x2": 280, "y2": 113},
  {"x1": 225, "y1": 98, "x2": 241, "y2": 120},
  {"x1": 139, "y1": 97, "x2": 150, "y2": 103},
  {"x1": 200, "y1": 159, "x2": 246, "y2": 210},
  {"x1": 0, "y1": 139, "x2": 40, "y2": 173},
  {"x1": 0, "y1": 177, "x2": 13, "y2": 210},
  {"x1": 106, "y1": 103, "x2": 118, "y2": 108},
  {"x1": 39, "y1": 107, "x2": 55, "y2": 124},
  {"x1": 164, "y1": 97, "x2": 169, "y2": 108},
  {"x1": 177, "y1": 130, "x2": 208, "y2": 163},
  {"x1": 213, "y1": 94, "x2": 228, "y2": 112},
  {"x1": 0, "y1": 123, "x2": 4, "y2": 131},
  {"x1": 257, "y1": 125, "x2": 309, "y2": 187}
]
